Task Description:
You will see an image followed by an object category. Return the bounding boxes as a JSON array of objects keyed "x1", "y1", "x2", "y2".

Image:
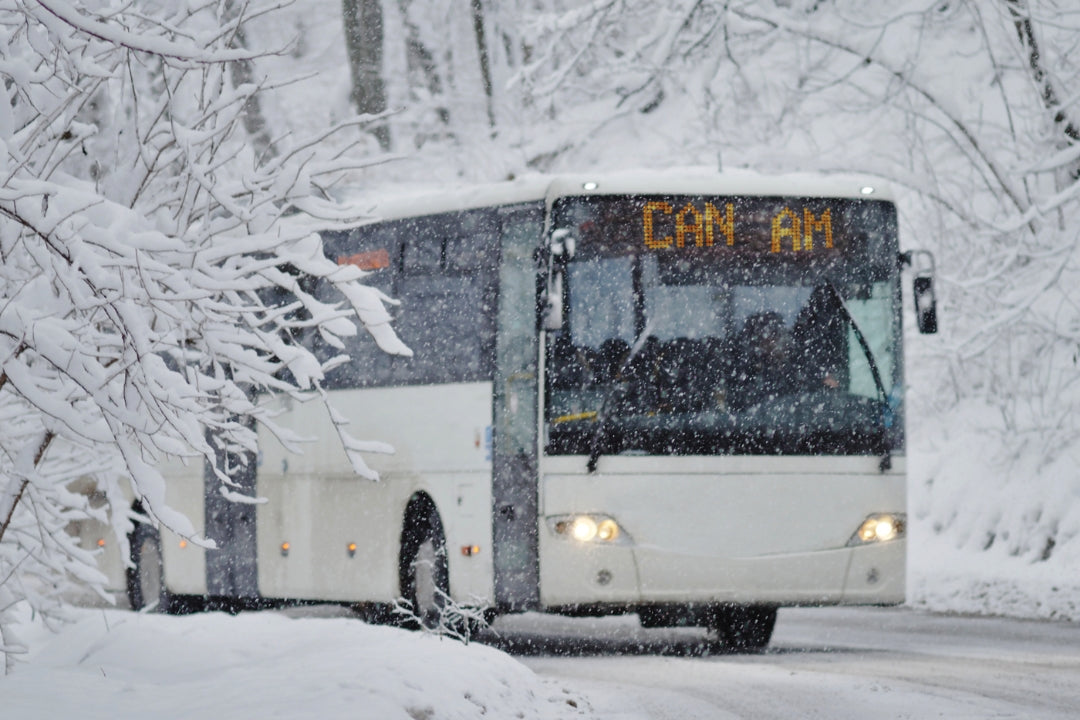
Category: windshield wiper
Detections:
[
  {"x1": 585, "y1": 325, "x2": 654, "y2": 473},
  {"x1": 823, "y1": 281, "x2": 893, "y2": 471}
]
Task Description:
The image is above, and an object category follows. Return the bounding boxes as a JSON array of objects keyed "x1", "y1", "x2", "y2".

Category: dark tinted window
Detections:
[{"x1": 319, "y1": 207, "x2": 501, "y2": 389}]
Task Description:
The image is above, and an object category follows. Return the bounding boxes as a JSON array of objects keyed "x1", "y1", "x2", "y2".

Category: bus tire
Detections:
[
  {"x1": 399, "y1": 509, "x2": 450, "y2": 631},
  {"x1": 710, "y1": 605, "x2": 777, "y2": 651},
  {"x1": 126, "y1": 523, "x2": 171, "y2": 613}
]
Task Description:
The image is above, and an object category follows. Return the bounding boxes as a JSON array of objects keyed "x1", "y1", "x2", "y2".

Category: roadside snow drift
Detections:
[{"x1": 0, "y1": 608, "x2": 590, "y2": 720}]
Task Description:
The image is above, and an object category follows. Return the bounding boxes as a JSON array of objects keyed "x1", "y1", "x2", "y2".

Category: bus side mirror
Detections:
[
  {"x1": 539, "y1": 229, "x2": 576, "y2": 331},
  {"x1": 541, "y1": 269, "x2": 565, "y2": 331},
  {"x1": 913, "y1": 275, "x2": 937, "y2": 334},
  {"x1": 901, "y1": 250, "x2": 938, "y2": 335}
]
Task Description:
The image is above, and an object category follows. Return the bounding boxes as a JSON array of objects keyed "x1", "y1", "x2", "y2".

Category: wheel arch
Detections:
[
  {"x1": 125, "y1": 499, "x2": 154, "y2": 572},
  {"x1": 398, "y1": 491, "x2": 446, "y2": 595}
]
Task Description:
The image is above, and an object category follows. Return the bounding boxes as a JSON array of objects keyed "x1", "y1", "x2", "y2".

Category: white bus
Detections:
[{"x1": 116, "y1": 170, "x2": 937, "y2": 649}]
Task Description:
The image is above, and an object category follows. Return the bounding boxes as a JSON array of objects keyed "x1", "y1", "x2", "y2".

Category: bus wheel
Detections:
[
  {"x1": 126, "y1": 524, "x2": 170, "y2": 613},
  {"x1": 400, "y1": 515, "x2": 450, "y2": 631},
  {"x1": 710, "y1": 605, "x2": 777, "y2": 651}
]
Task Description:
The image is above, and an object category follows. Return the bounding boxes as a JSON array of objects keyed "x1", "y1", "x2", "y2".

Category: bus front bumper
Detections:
[{"x1": 539, "y1": 538, "x2": 905, "y2": 608}]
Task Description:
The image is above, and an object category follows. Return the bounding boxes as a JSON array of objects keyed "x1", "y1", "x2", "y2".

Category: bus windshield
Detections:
[{"x1": 544, "y1": 193, "x2": 903, "y2": 458}]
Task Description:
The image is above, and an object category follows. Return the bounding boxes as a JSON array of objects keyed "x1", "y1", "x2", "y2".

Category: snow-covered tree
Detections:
[{"x1": 0, "y1": 0, "x2": 408, "y2": 671}]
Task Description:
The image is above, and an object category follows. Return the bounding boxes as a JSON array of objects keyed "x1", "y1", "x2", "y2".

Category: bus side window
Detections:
[
  {"x1": 401, "y1": 216, "x2": 443, "y2": 274},
  {"x1": 447, "y1": 210, "x2": 499, "y2": 274},
  {"x1": 393, "y1": 211, "x2": 498, "y2": 386},
  {"x1": 320, "y1": 223, "x2": 399, "y2": 390}
]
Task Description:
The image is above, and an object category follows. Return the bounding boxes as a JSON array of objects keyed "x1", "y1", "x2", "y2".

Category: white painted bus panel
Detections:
[
  {"x1": 257, "y1": 472, "x2": 399, "y2": 601},
  {"x1": 63, "y1": 476, "x2": 126, "y2": 594},
  {"x1": 67, "y1": 516, "x2": 126, "y2": 594},
  {"x1": 843, "y1": 540, "x2": 905, "y2": 602},
  {"x1": 445, "y1": 478, "x2": 498, "y2": 605},
  {"x1": 538, "y1": 532, "x2": 641, "y2": 607},
  {"x1": 159, "y1": 456, "x2": 208, "y2": 596},
  {"x1": 539, "y1": 454, "x2": 905, "y2": 606},
  {"x1": 255, "y1": 383, "x2": 494, "y2": 605}
]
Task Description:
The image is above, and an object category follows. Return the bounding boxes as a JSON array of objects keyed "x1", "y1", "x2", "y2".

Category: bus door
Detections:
[{"x1": 491, "y1": 204, "x2": 544, "y2": 612}]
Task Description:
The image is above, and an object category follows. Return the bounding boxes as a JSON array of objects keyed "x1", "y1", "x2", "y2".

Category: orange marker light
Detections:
[
  {"x1": 347, "y1": 542, "x2": 357, "y2": 558},
  {"x1": 96, "y1": 538, "x2": 106, "y2": 548},
  {"x1": 178, "y1": 539, "x2": 188, "y2": 549},
  {"x1": 337, "y1": 248, "x2": 390, "y2": 270},
  {"x1": 280, "y1": 541, "x2": 290, "y2": 557},
  {"x1": 461, "y1": 545, "x2": 481, "y2": 557}
]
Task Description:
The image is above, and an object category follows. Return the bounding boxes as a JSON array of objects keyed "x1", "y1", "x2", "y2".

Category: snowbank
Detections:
[
  {"x1": 908, "y1": 399, "x2": 1080, "y2": 622},
  {"x1": 0, "y1": 607, "x2": 590, "y2": 720}
]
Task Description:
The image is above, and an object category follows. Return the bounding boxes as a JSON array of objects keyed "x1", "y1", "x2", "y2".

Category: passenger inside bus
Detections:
[
  {"x1": 548, "y1": 282, "x2": 854, "y2": 421},
  {"x1": 728, "y1": 287, "x2": 851, "y2": 410},
  {"x1": 728, "y1": 311, "x2": 796, "y2": 410},
  {"x1": 790, "y1": 284, "x2": 850, "y2": 392}
]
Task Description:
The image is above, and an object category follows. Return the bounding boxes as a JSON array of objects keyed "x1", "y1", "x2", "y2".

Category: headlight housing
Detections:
[
  {"x1": 847, "y1": 513, "x2": 906, "y2": 546},
  {"x1": 548, "y1": 514, "x2": 629, "y2": 545}
]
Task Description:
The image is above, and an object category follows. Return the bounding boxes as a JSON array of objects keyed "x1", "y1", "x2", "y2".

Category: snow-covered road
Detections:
[{"x1": 491, "y1": 607, "x2": 1080, "y2": 719}]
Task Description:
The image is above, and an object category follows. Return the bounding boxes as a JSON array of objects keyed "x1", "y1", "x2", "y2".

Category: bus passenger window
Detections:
[
  {"x1": 447, "y1": 211, "x2": 499, "y2": 273},
  {"x1": 402, "y1": 218, "x2": 443, "y2": 274}
]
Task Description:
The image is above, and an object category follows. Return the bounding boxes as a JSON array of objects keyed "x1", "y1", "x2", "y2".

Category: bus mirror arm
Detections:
[{"x1": 899, "y1": 250, "x2": 938, "y2": 335}]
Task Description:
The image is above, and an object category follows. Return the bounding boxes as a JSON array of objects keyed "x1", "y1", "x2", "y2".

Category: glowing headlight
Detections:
[
  {"x1": 596, "y1": 519, "x2": 620, "y2": 542},
  {"x1": 571, "y1": 516, "x2": 598, "y2": 542},
  {"x1": 848, "y1": 513, "x2": 906, "y2": 546},
  {"x1": 550, "y1": 515, "x2": 627, "y2": 544}
]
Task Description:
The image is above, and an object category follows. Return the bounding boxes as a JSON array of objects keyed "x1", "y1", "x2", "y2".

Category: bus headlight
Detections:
[
  {"x1": 549, "y1": 515, "x2": 628, "y2": 544},
  {"x1": 848, "y1": 513, "x2": 906, "y2": 546},
  {"x1": 571, "y1": 516, "x2": 597, "y2": 542}
]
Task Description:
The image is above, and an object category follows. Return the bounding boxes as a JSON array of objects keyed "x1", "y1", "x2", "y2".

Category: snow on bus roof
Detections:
[{"x1": 343, "y1": 167, "x2": 894, "y2": 225}]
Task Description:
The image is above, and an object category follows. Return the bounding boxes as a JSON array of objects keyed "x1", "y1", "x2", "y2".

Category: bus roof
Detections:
[{"x1": 348, "y1": 168, "x2": 894, "y2": 224}]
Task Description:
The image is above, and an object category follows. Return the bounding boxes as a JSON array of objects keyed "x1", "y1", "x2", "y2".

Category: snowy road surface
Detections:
[
  {"x1": 487, "y1": 607, "x2": 1080, "y2": 719},
  {"x1": 5, "y1": 603, "x2": 1078, "y2": 718}
]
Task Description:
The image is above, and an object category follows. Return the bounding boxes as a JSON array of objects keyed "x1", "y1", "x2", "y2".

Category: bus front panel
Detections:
[{"x1": 539, "y1": 191, "x2": 906, "y2": 611}]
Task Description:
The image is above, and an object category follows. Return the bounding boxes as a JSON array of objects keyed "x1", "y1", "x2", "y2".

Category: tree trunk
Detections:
[
  {"x1": 1006, "y1": 0, "x2": 1079, "y2": 146},
  {"x1": 343, "y1": 0, "x2": 391, "y2": 150},
  {"x1": 400, "y1": 0, "x2": 450, "y2": 129},
  {"x1": 471, "y1": 0, "x2": 495, "y2": 130},
  {"x1": 224, "y1": 1, "x2": 275, "y2": 158}
]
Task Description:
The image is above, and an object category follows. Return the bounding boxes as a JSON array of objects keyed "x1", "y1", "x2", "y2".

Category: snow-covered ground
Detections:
[{"x1": 0, "y1": 604, "x2": 593, "y2": 720}]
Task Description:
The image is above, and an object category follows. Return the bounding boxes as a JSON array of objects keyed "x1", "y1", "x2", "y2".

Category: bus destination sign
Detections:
[{"x1": 642, "y1": 200, "x2": 834, "y2": 255}]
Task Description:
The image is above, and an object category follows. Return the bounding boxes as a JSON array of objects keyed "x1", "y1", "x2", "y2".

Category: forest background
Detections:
[{"x1": 2, "y1": 0, "x2": 1079, "y2": 667}]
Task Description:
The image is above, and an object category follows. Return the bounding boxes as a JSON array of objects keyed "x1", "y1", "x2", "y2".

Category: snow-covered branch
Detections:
[{"x1": 0, "y1": 0, "x2": 404, "y2": 669}]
